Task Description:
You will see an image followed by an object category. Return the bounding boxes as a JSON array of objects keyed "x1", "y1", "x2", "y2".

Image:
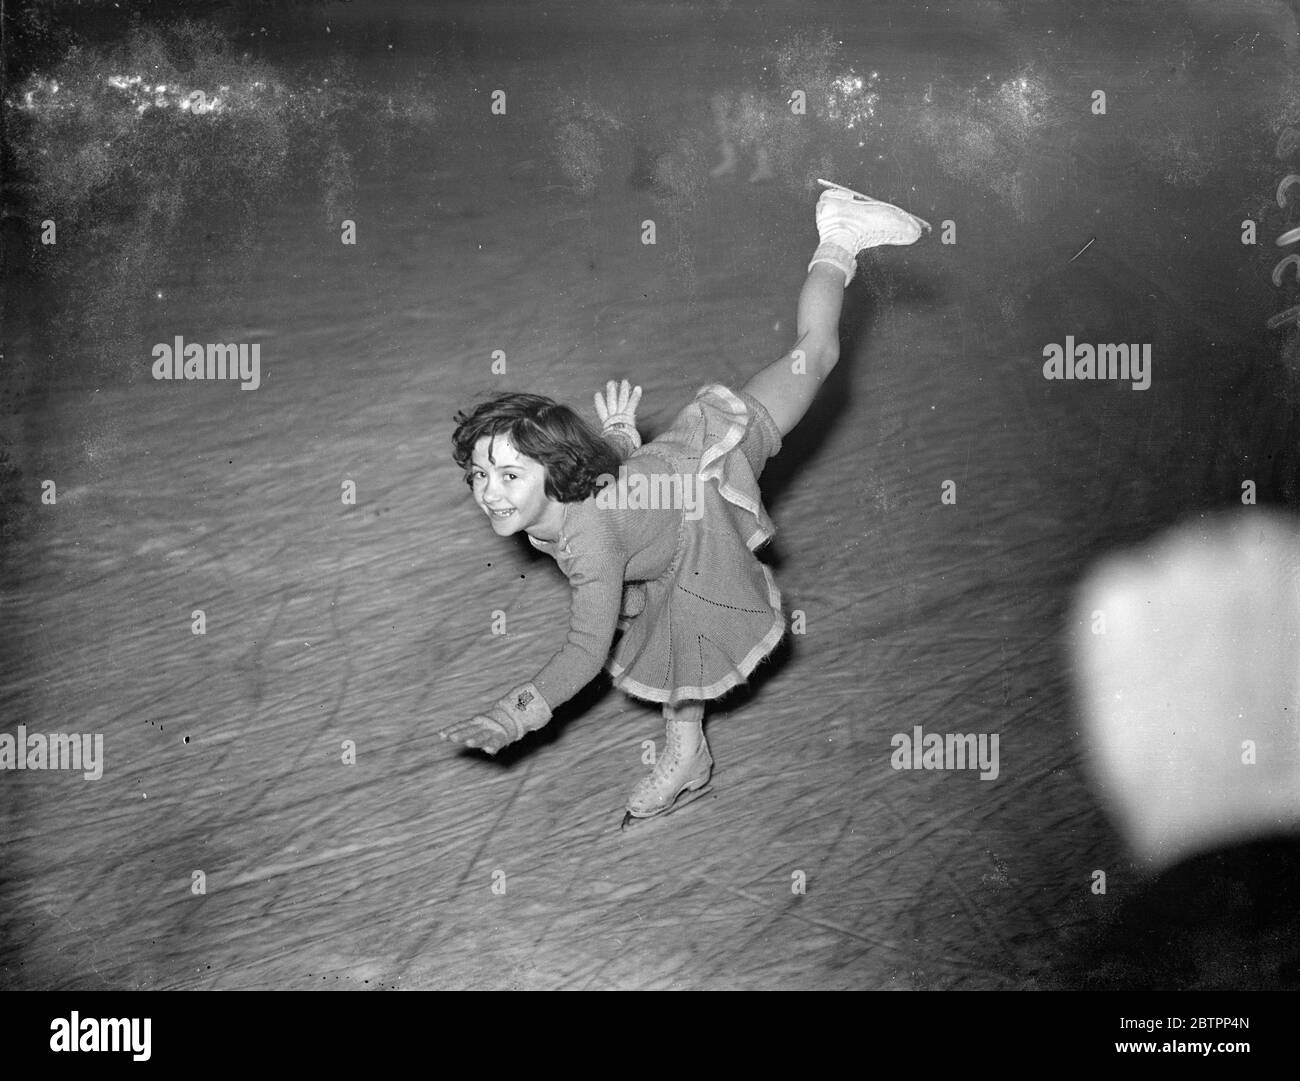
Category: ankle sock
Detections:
[{"x1": 808, "y1": 241, "x2": 856, "y2": 286}]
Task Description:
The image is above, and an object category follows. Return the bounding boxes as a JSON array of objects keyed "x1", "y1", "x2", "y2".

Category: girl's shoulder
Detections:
[
  {"x1": 563, "y1": 495, "x2": 618, "y2": 545},
  {"x1": 566, "y1": 495, "x2": 657, "y2": 581},
  {"x1": 527, "y1": 497, "x2": 620, "y2": 564}
]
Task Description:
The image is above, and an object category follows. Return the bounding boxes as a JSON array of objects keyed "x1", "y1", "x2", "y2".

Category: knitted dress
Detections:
[{"x1": 527, "y1": 383, "x2": 786, "y2": 709}]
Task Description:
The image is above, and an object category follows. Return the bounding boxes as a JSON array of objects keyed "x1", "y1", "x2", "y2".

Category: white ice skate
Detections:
[
  {"x1": 815, "y1": 178, "x2": 931, "y2": 246},
  {"x1": 621, "y1": 727, "x2": 714, "y2": 828},
  {"x1": 808, "y1": 179, "x2": 929, "y2": 286}
]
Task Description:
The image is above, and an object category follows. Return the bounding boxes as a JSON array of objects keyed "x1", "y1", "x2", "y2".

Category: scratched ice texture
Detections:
[{"x1": 1, "y1": 0, "x2": 1298, "y2": 989}]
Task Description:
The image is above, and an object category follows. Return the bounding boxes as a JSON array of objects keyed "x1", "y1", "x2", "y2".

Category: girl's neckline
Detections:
[{"x1": 527, "y1": 501, "x2": 570, "y2": 548}]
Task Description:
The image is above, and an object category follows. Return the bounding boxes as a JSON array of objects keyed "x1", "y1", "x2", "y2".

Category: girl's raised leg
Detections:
[
  {"x1": 743, "y1": 186, "x2": 929, "y2": 438},
  {"x1": 742, "y1": 263, "x2": 845, "y2": 438}
]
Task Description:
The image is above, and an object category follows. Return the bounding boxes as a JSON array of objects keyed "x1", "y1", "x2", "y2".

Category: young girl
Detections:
[{"x1": 442, "y1": 182, "x2": 929, "y2": 822}]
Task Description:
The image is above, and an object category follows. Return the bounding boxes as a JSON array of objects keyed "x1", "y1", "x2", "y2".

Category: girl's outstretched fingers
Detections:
[
  {"x1": 440, "y1": 715, "x2": 512, "y2": 755},
  {"x1": 594, "y1": 379, "x2": 642, "y2": 428}
]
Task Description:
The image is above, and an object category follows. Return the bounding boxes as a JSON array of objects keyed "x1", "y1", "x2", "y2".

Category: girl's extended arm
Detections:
[
  {"x1": 530, "y1": 536, "x2": 626, "y2": 709},
  {"x1": 439, "y1": 507, "x2": 627, "y2": 754}
]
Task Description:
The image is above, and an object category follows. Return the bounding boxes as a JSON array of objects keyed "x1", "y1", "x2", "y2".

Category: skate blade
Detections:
[
  {"x1": 616, "y1": 783, "x2": 715, "y2": 832},
  {"x1": 816, "y1": 178, "x2": 932, "y2": 233}
]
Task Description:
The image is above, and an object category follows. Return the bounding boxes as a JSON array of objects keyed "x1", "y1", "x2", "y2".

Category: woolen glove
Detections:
[
  {"x1": 440, "y1": 682, "x2": 553, "y2": 754},
  {"x1": 595, "y1": 378, "x2": 642, "y2": 451}
]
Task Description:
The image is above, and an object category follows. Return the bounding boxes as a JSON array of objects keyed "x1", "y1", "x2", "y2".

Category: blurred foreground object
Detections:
[
  {"x1": 1061, "y1": 508, "x2": 1300, "y2": 989},
  {"x1": 1073, "y1": 508, "x2": 1300, "y2": 869}
]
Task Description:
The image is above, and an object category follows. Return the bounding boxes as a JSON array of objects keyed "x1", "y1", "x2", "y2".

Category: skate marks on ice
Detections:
[{"x1": 0, "y1": 253, "x2": 1187, "y2": 980}]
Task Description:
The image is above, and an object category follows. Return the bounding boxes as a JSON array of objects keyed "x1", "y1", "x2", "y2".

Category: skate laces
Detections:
[{"x1": 654, "y1": 727, "x2": 708, "y2": 778}]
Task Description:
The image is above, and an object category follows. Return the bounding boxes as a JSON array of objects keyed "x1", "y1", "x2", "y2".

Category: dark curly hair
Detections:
[{"x1": 452, "y1": 392, "x2": 623, "y2": 503}]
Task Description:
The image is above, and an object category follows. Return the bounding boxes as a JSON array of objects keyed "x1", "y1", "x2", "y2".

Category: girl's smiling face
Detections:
[{"x1": 469, "y1": 432, "x2": 566, "y2": 541}]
